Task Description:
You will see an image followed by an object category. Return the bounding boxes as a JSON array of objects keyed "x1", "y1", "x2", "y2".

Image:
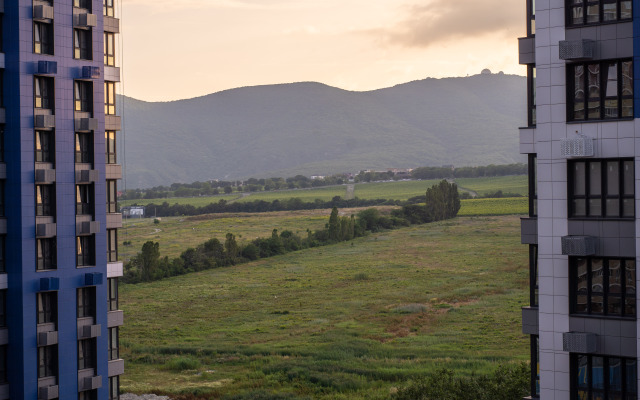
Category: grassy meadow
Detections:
[
  {"x1": 120, "y1": 215, "x2": 529, "y2": 399},
  {"x1": 119, "y1": 176, "x2": 528, "y2": 208}
]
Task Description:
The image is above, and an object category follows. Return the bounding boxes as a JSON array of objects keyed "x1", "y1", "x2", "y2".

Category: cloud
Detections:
[{"x1": 371, "y1": 0, "x2": 523, "y2": 48}]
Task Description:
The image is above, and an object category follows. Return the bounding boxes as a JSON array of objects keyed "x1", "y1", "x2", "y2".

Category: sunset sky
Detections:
[{"x1": 121, "y1": 0, "x2": 525, "y2": 101}]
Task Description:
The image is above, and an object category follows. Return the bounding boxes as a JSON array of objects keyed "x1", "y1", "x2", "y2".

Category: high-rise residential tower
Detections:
[
  {"x1": 0, "y1": 1, "x2": 124, "y2": 399},
  {"x1": 519, "y1": 0, "x2": 640, "y2": 399}
]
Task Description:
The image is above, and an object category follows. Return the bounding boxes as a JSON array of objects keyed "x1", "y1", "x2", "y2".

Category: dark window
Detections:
[
  {"x1": 108, "y1": 278, "x2": 118, "y2": 311},
  {"x1": 0, "y1": 290, "x2": 5, "y2": 327},
  {"x1": 74, "y1": 29, "x2": 92, "y2": 60},
  {"x1": 78, "y1": 338, "x2": 96, "y2": 370},
  {"x1": 35, "y1": 76, "x2": 54, "y2": 110},
  {"x1": 527, "y1": 0, "x2": 536, "y2": 36},
  {"x1": 106, "y1": 131, "x2": 116, "y2": 164},
  {"x1": 0, "y1": 236, "x2": 4, "y2": 274},
  {"x1": 568, "y1": 159, "x2": 634, "y2": 218},
  {"x1": 104, "y1": 32, "x2": 115, "y2": 66},
  {"x1": 529, "y1": 154, "x2": 537, "y2": 217},
  {"x1": 531, "y1": 335, "x2": 540, "y2": 397},
  {"x1": 569, "y1": 60, "x2": 633, "y2": 121},
  {"x1": 76, "y1": 184, "x2": 94, "y2": 215},
  {"x1": 37, "y1": 291, "x2": 57, "y2": 325},
  {"x1": 0, "y1": 181, "x2": 4, "y2": 217},
  {"x1": 108, "y1": 327, "x2": 119, "y2": 360},
  {"x1": 77, "y1": 287, "x2": 96, "y2": 319},
  {"x1": 37, "y1": 345, "x2": 57, "y2": 379},
  {"x1": 107, "y1": 230, "x2": 117, "y2": 263},
  {"x1": 104, "y1": 0, "x2": 115, "y2": 17},
  {"x1": 0, "y1": 125, "x2": 4, "y2": 162},
  {"x1": 0, "y1": 345, "x2": 6, "y2": 384},
  {"x1": 34, "y1": 22, "x2": 54, "y2": 55},
  {"x1": 75, "y1": 132, "x2": 93, "y2": 164},
  {"x1": 74, "y1": 0, "x2": 92, "y2": 10},
  {"x1": 572, "y1": 354, "x2": 637, "y2": 399},
  {"x1": 36, "y1": 185, "x2": 55, "y2": 216},
  {"x1": 77, "y1": 235, "x2": 95, "y2": 267},
  {"x1": 528, "y1": 66, "x2": 536, "y2": 126},
  {"x1": 568, "y1": 0, "x2": 632, "y2": 25},
  {"x1": 79, "y1": 389, "x2": 98, "y2": 400},
  {"x1": 109, "y1": 376, "x2": 120, "y2": 400},
  {"x1": 530, "y1": 245, "x2": 539, "y2": 307},
  {"x1": 36, "y1": 130, "x2": 55, "y2": 163},
  {"x1": 105, "y1": 81, "x2": 116, "y2": 115},
  {"x1": 571, "y1": 257, "x2": 636, "y2": 317},
  {"x1": 37, "y1": 238, "x2": 57, "y2": 271},
  {"x1": 74, "y1": 81, "x2": 93, "y2": 113},
  {"x1": 107, "y1": 180, "x2": 117, "y2": 213}
]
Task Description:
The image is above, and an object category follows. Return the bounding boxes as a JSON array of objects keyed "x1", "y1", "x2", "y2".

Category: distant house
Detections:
[{"x1": 122, "y1": 206, "x2": 146, "y2": 218}]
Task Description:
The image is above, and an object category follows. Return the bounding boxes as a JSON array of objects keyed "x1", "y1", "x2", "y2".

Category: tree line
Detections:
[
  {"x1": 120, "y1": 163, "x2": 526, "y2": 201},
  {"x1": 123, "y1": 180, "x2": 461, "y2": 284}
]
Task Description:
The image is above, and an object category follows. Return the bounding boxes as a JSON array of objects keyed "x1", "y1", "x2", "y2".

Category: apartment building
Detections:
[
  {"x1": 519, "y1": 0, "x2": 640, "y2": 399},
  {"x1": 0, "y1": 0, "x2": 124, "y2": 398}
]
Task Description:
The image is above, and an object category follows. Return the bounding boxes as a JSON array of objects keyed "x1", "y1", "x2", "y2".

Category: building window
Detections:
[
  {"x1": 74, "y1": 29, "x2": 92, "y2": 60},
  {"x1": 79, "y1": 389, "x2": 98, "y2": 400},
  {"x1": 0, "y1": 181, "x2": 4, "y2": 218},
  {"x1": 530, "y1": 245, "x2": 539, "y2": 307},
  {"x1": 35, "y1": 76, "x2": 54, "y2": 110},
  {"x1": 528, "y1": 66, "x2": 536, "y2": 126},
  {"x1": 108, "y1": 327, "x2": 119, "y2": 360},
  {"x1": 568, "y1": 0, "x2": 632, "y2": 25},
  {"x1": 0, "y1": 126, "x2": 4, "y2": 162},
  {"x1": 36, "y1": 131, "x2": 55, "y2": 163},
  {"x1": 74, "y1": 0, "x2": 92, "y2": 10},
  {"x1": 107, "y1": 180, "x2": 117, "y2": 213},
  {"x1": 34, "y1": 22, "x2": 53, "y2": 55},
  {"x1": 76, "y1": 184, "x2": 94, "y2": 216},
  {"x1": 104, "y1": 0, "x2": 115, "y2": 17},
  {"x1": 104, "y1": 32, "x2": 115, "y2": 66},
  {"x1": 75, "y1": 132, "x2": 93, "y2": 164},
  {"x1": 572, "y1": 354, "x2": 637, "y2": 399},
  {"x1": 77, "y1": 287, "x2": 96, "y2": 319},
  {"x1": 36, "y1": 185, "x2": 55, "y2": 216},
  {"x1": 104, "y1": 81, "x2": 116, "y2": 115},
  {"x1": 571, "y1": 257, "x2": 636, "y2": 317},
  {"x1": 528, "y1": 154, "x2": 537, "y2": 217},
  {"x1": 0, "y1": 346, "x2": 6, "y2": 384},
  {"x1": 0, "y1": 290, "x2": 5, "y2": 327},
  {"x1": 37, "y1": 345, "x2": 58, "y2": 379},
  {"x1": 77, "y1": 235, "x2": 95, "y2": 267},
  {"x1": 78, "y1": 338, "x2": 96, "y2": 370},
  {"x1": 37, "y1": 291, "x2": 57, "y2": 325},
  {"x1": 74, "y1": 81, "x2": 93, "y2": 113},
  {"x1": 531, "y1": 335, "x2": 540, "y2": 397},
  {"x1": 109, "y1": 376, "x2": 120, "y2": 400},
  {"x1": 568, "y1": 159, "x2": 634, "y2": 218},
  {"x1": 36, "y1": 238, "x2": 57, "y2": 271},
  {"x1": 107, "y1": 230, "x2": 118, "y2": 263},
  {"x1": 108, "y1": 278, "x2": 118, "y2": 311},
  {"x1": 106, "y1": 131, "x2": 116, "y2": 164},
  {"x1": 527, "y1": 0, "x2": 536, "y2": 36},
  {"x1": 0, "y1": 236, "x2": 5, "y2": 274},
  {"x1": 569, "y1": 60, "x2": 633, "y2": 121}
]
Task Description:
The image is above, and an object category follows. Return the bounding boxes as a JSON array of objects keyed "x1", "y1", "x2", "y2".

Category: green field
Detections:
[
  {"x1": 121, "y1": 215, "x2": 529, "y2": 399},
  {"x1": 459, "y1": 197, "x2": 528, "y2": 216},
  {"x1": 119, "y1": 176, "x2": 528, "y2": 209}
]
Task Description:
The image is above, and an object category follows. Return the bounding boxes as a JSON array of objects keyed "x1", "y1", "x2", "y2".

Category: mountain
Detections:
[{"x1": 119, "y1": 73, "x2": 526, "y2": 188}]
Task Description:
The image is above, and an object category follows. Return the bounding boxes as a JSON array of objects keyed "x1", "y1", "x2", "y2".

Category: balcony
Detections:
[
  {"x1": 38, "y1": 385, "x2": 59, "y2": 400},
  {"x1": 82, "y1": 66, "x2": 101, "y2": 79},
  {"x1": 84, "y1": 272, "x2": 103, "y2": 286},
  {"x1": 78, "y1": 374, "x2": 102, "y2": 392},
  {"x1": 104, "y1": 66, "x2": 121, "y2": 82},
  {"x1": 107, "y1": 310, "x2": 124, "y2": 328},
  {"x1": 105, "y1": 164, "x2": 122, "y2": 180},
  {"x1": 108, "y1": 359, "x2": 125, "y2": 377},
  {"x1": 37, "y1": 61, "x2": 57, "y2": 75},
  {"x1": 104, "y1": 16, "x2": 120, "y2": 33},
  {"x1": 107, "y1": 213, "x2": 122, "y2": 229},
  {"x1": 39, "y1": 277, "x2": 59, "y2": 291},
  {"x1": 107, "y1": 261, "x2": 123, "y2": 278},
  {"x1": 78, "y1": 324, "x2": 101, "y2": 339},
  {"x1": 105, "y1": 115, "x2": 121, "y2": 131}
]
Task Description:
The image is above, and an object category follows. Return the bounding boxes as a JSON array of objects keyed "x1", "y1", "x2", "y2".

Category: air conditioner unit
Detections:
[
  {"x1": 563, "y1": 332, "x2": 598, "y2": 353},
  {"x1": 561, "y1": 235, "x2": 597, "y2": 256},
  {"x1": 76, "y1": 169, "x2": 99, "y2": 183},
  {"x1": 38, "y1": 385, "x2": 59, "y2": 400},
  {"x1": 76, "y1": 118, "x2": 98, "y2": 132},
  {"x1": 37, "y1": 331, "x2": 58, "y2": 347},
  {"x1": 39, "y1": 277, "x2": 60, "y2": 291},
  {"x1": 34, "y1": 115, "x2": 55, "y2": 129},
  {"x1": 33, "y1": 5, "x2": 54, "y2": 20},
  {"x1": 77, "y1": 221, "x2": 100, "y2": 235},
  {"x1": 75, "y1": 13, "x2": 97, "y2": 27},
  {"x1": 37, "y1": 61, "x2": 58, "y2": 75},
  {"x1": 35, "y1": 169, "x2": 56, "y2": 184},
  {"x1": 561, "y1": 135, "x2": 595, "y2": 157},
  {"x1": 36, "y1": 223, "x2": 57, "y2": 238},
  {"x1": 79, "y1": 324, "x2": 101, "y2": 339},
  {"x1": 559, "y1": 39, "x2": 596, "y2": 60},
  {"x1": 84, "y1": 272, "x2": 103, "y2": 286},
  {"x1": 82, "y1": 66, "x2": 101, "y2": 79}
]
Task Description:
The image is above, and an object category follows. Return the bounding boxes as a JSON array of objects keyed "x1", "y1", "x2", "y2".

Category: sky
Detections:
[{"x1": 120, "y1": 0, "x2": 526, "y2": 102}]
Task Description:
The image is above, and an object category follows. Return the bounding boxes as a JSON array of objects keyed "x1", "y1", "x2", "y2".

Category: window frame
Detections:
[
  {"x1": 36, "y1": 130, "x2": 55, "y2": 163},
  {"x1": 76, "y1": 235, "x2": 95, "y2": 267},
  {"x1": 0, "y1": 290, "x2": 5, "y2": 328},
  {"x1": 570, "y1": 257, "x2": 636, "y2": 318},
  {"x1": 75, "y1": 132, "x2": 93, "y2": 164},
  {"x1": 33, "y1": 21, "x2": 54, "y2": 55},
  {"x1": 108, "y1": 375, "x2": 120, "y2": 400},
  {"x1": 73, "y1": 28, "x2": 92, "y2": 60},
  {"x1": 528, "y1": 154, "x2": 537, "y2": 217},
  {"x1": 36, "y1": 184, "x2": 55, "y2": 217},
  {"x1": 107, "y1": 180, "x2": 117, "y2": 214},
  {"x1": 104, "y1": 31, "x2": 115, "y2": 66},
  {"x1": 34, "y1": 76, "x2": 54, "y2": 110},
  {"x1": 74, "y1": 80, "x2": 93, "y2": 113},
  {"x1": 74, "y1": 0, "x2": 92, "y2": 11},
  {"x1": 528, "y1": 66, "x2": 537, "y2": 127},
  {"x1": 527, "y1": 0, "x2": 536, "y2": 36},
  {"x1": 37, "y1": 345, "x2": 58, "y2": 379},
  {"x1": 78, "y1": 338, "x2": 96, "y2": 370},
  {"x1": 104, "y1": 0, "x2": 115, "y2": 17},
  {"x1": 531, "y1": 335, "x2": 540, "y2": 397},
  {"x1": 108, "y1": 327, "x2": 119, "y2": 360},
  {"x1": 108, "y1": 278, "x2": 118, "y2": 311},
  {"x1": 104, "y1": 81, "x2": 116, "y2": 115},
  {"x1": 567, "y1": 60, "x2": 634, "y2": 122},
  {"x1": 0, "y1": 345, "x2": 7, "y2": 385},
  {"x1": 37, "y1": 291, "x2": 57, "y2": 325},
  {"x1": 36, "y1": 238, "x2": 57, "y2": 271},
  {"x1": 77, "y1": 287, "x2": 96, "y2": 319},
  {"x1": 107, "y1": 229, "x2": 118, "y2": 263},
  {"x1": 568, "y1": 159, "x2": 634, "y2": 219},
  {"x1": 105, "y1": 131, "x2": 116, "y2": 164},
  {"x1": 530, "y1": 244, "x2": 539, "y2": 307},
  {"x1": 567, "y1": 0, "x2": 632, "y2": 26},
  {"x1": 0, "y1": 236, "x2": 4, "y2": 274},
  {"x1": 571, "y1": 354, "x2": 637, "y2": 400},
  {"x1": 76, "y1": 184, "x2": 94, "y2": 216}
]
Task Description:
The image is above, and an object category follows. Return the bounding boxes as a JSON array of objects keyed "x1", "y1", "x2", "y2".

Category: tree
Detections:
[
  {"x1": 328, "y1": 207, "x2": 340, "y2": 241},
  {"x1": 223, "y1": 186, "x2": 233, "y2": 194},
  {"x1": 424, "y1": 180, "x2": 461, "y2": 222},
  {"x1": 225, "y1": 233, "x2": 239, "y2": 263},
  {"x1": 134, "y1": 241, "x2": 160, "y2": 282}
]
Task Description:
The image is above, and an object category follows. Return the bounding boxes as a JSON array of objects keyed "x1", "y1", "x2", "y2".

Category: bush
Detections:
[{"x1": 164, "y1": 356, "x2": 201, "y2": 372}]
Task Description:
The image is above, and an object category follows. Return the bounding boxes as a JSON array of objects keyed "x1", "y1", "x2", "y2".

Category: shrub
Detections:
[{"x1": 164, "y1": 356, "x2": 201, "y2": 372}]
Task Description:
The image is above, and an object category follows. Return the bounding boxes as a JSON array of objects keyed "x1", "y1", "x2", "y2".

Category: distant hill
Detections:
[{"x1": 120, "y1": 73, "x2": 526, "y2": 188}]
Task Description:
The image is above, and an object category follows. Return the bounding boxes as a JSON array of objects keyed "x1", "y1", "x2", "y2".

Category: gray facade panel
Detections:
[
  {"x1": 564, "y1": 23, "x2": 633, "y2": 59},
  {"x1": 522, "y1": 306, "x2": 539, "y2": 335},
  {"x1": 521, "y1": 217, "x2": 538, "y2": 244},
  {"x1": 107, "y1": 310, "x2": 124, "y2": 328},
  {"x1": 0, "y1": 328, "x2": 7, "y2": 345},
  {"x1": 108, "y1": 359, "x2": 124, "y2": 377},
  {"x1": 519, "y1": 37, "x2": 535, "y2": 65},
  {"x1": 569, "y1": 317, "x2": 637, "y2": 357}
]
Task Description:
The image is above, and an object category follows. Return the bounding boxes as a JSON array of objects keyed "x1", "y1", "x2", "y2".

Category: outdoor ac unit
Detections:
[
  {"x1": 561, "y1": 235, "x2": 597, "y2": 256},
  {"x1": 559, "y1": 40, "x2": 596, "y2": 60},
  {"x1": 36, "y1": 223, "x2": 57, "y2": 238},
  {"x1": 37, "y1": 61, "x2": 57, "y2": 75},
  {"x1": 35, "y1": 115, "x2": 55, "y2": 129},
  {"x1": 37, "y1": 331, "x2": 58, "y2": 347},
  {"x1": 561, "y1": 135, "x2": 595, "y2": 157},
  {"x1": 75, "y1": 13, "x2": 97, "y2": 27},
  {"x1": 76, "y1": 169, "x2": 99, "y2": 183},
  {"x1": 77, "y1": 221, "x2": 100, "y2": 235},
  {"x1": 35, "y1": 169, "x2": 56, "y2": 184},
  {"x1": 82, "y1": 66, "x2": 101, "y2": 79},
  {"x1": 84, "y1": 272, "x2": 103, "y2": 286},
  {"x1": 39, "y1": 277, "x2": 59, "y2": 292},
  {"x1": 76, "y1": 118, "x2": 98, "y2": 132},
  {"x1": 80, "y1": 376, "x2": 102, "y2": 391},
  {"x1": 38, "y1": 385, "x2": 59, "y2": 400},
  {"x1": 563, "y1": 332, "x2": 598, "y2": 353},
  {"x1": 33, "y1": 5, "x2": 54, "y2": 20},
  {"x1": 79, "y1": 324, "x2": 101, "y2": 339}
]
